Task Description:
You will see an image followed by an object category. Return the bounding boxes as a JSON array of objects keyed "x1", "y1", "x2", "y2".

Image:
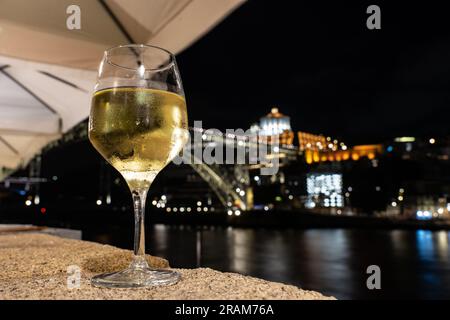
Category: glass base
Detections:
[{"x1": 91, "y1": 267, "x2": 181, "y2": 288}]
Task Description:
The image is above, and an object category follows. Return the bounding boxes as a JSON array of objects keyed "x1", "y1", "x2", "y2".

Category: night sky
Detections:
[{"x1": 177, "y1": 1, "x2": 450, "y2": 145}]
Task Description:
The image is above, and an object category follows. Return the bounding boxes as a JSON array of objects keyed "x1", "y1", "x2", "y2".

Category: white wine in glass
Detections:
[{"x1": 88, "y1": 45, "x2": 188, "y2": 288}]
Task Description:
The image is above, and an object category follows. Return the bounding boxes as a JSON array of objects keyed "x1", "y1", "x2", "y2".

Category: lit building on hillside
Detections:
[
  {"x1": 259, "y1": 107, "x2": 291, "y2": 136},
  {"x1": 250, "y1": 107, "x2": 294, "y2": 146},
  {"x1": 306, "y1": 173, "x2": 344, "y2": 208},
  {"x1": 297, "y1": 131, "x2": 327, "y2": 151},
  {"x1": 304, "y1": 144, "x2": 383, "y2": 164}
]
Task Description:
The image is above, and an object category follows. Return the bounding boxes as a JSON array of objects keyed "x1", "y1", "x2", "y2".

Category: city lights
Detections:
[
  {"x1": 25, "y1": 199, "x2": 32, "y2": 206},
  {"x1": 96, "y1": 199, "x2": 102, "y2": 206},
  {"x1": 429, "y1": 138, "x2": 436, "y2": 144},
  {"x1": 417, "y1": 210, "x2": 432, "y2": 220},
  {"x1": 258, "y1": 108, "x2": 291, "y2": 136},
  {"x1": 306, "y1": 173, "x2": 343, "y2": 208},
  {"x1": 394, "y1": 137, "x2": 416, "y2": 143}
]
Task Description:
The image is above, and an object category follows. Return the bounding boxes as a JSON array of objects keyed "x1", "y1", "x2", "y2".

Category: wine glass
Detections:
[{"x1": 88, "y1": 44, "x2": 189, "y2": 288}]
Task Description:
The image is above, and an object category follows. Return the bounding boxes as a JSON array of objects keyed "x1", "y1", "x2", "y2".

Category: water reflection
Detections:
[{"x1": 416, "y1": 230, "x2": 449, "y2": 261}]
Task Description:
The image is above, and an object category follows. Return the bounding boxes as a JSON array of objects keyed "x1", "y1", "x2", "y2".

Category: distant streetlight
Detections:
[{"x1": 429, "y1": 138, "x2": 436, "y2": 144}]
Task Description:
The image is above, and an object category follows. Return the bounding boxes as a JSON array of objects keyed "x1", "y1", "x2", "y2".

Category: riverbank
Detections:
[
  {"x1": 148, "y1": 210, "x2": 450, "y2": 231},
  {"x1": 2, "y1": 206, "x2": 449, "y2": 231}
]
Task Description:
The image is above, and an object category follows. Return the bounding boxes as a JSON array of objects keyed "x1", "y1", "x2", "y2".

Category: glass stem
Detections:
[{"x1": 131, "y1": 189, "x2": 149, "y2": 269}]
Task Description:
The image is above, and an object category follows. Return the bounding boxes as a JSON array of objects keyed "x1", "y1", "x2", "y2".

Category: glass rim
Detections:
[{"x1": 104, "y1": 44, "x2": 175, "y2": 72}]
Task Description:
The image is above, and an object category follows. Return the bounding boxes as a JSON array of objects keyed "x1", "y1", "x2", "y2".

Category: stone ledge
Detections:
[{"x1": 0, "y1": 233, "x2": 335, "y2": 300}]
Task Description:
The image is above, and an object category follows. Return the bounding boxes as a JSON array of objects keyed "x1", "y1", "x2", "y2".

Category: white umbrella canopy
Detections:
[{"x1": 0, "y1": 0, "x2": 245, "y2": 173}]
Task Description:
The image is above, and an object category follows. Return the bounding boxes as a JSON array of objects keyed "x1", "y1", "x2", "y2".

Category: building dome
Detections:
[{"x1": 259, "y1": 107, "x2": 291, "y2": 135}]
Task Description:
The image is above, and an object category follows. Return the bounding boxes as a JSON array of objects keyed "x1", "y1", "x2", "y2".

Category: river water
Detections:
[{"x1": 84, "y1": 225, "x2": 450, "y2": 299}]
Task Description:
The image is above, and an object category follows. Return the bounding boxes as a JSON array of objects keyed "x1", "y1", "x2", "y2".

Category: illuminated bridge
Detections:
[{"x1": 1, "y1": 121, "x2": 299, "y2": 211}]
